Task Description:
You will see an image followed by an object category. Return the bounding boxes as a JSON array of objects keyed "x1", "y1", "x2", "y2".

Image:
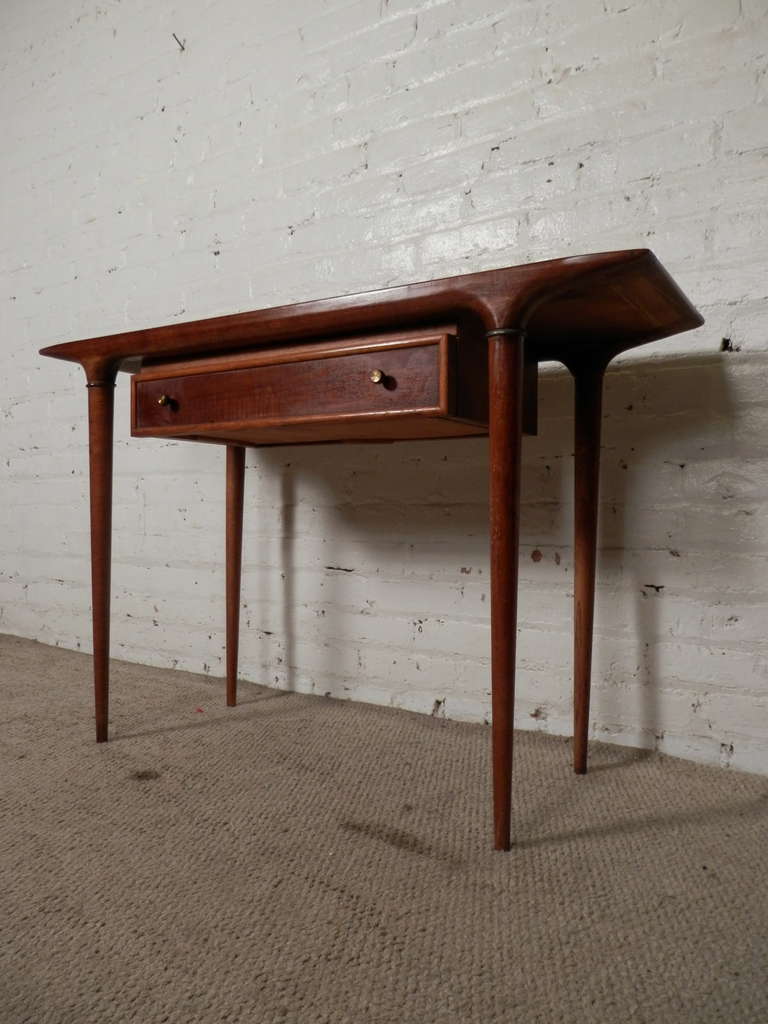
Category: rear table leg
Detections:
[
  {"x1": 226, "y1": 445, "x2": 246, "y2": 707},
  {"x1": 571, "y1": 364, "x2": 605, "y2": 774}
]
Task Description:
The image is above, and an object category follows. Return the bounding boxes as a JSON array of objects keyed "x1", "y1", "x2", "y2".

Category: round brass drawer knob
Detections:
[
  {"x1": 157, "y1": 394, "x2": 172, "y2": 406},
  {"x1": 369, "y1": 369, "x2": 384, "y2": 384}
]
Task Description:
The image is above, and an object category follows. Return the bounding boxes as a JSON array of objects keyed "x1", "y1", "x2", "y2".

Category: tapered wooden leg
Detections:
[
  {"x1": 87, "y1": 379, "x2": 115, "y2": 742},
  {"x1": 226, "y1": 446, "x2": 246, "y2": 707},
  {"x1": 488, "y1": 331, "x2": 525, "y2": 851},
  {"x1": 572, "y1": 365, "x2": 605, "y2": 774}
]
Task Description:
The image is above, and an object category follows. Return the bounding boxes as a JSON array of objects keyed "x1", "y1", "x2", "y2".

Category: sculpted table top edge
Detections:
[{"x1": 40, "y1": 248, "x2": 702, "y2": 382}]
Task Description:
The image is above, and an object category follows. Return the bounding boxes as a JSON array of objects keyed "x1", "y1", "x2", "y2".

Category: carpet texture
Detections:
[{"x1": 1, "y1": 633, "x2": 767, "y2": 1024}]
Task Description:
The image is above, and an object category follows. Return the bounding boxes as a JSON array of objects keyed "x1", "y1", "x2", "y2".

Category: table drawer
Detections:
[{"x1": 132, "y1": 336, "x2": 453, "y2": 437}]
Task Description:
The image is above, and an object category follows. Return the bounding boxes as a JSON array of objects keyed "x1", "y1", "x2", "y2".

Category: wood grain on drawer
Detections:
[{"x1": 132, "y1": 335, "x2": 460, "y2": 439}]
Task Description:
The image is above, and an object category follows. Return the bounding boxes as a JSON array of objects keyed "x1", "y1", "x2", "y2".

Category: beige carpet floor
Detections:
[{"x1": 1, "y1": 633, "x2": 767, "y2": 1024}]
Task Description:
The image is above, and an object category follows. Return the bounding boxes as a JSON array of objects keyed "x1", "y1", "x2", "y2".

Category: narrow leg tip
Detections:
[{"x1": 493, "y1": 828, "x2": 512, "y2": 851}]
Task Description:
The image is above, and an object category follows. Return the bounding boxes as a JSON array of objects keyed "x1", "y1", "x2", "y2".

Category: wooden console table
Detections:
[{"x1": 40, "y1": 249, "x2": 702, "y2": 850}]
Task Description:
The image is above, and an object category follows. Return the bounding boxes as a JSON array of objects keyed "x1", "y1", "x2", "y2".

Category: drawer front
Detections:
[{"x1": 133, "y1": 340, "x2": 449, "y2": 435}]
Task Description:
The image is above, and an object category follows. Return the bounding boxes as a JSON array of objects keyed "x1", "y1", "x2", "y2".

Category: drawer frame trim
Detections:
[{"x1": 130, "y1": 333, "x2": 463, "y2": 441}]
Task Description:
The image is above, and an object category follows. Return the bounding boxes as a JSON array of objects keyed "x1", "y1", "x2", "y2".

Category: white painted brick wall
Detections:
[{"x1": 2, "y1": 0, "x2": 767, "y2": 774}]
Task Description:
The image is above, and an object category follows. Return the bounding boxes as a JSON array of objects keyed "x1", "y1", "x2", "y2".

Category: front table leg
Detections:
[
  {"x1": 226, "y1": 445, "x2": 246, "y2": 707},
  {"x1": 86, "y1": 375, "x2": 116, "y2": 742},
  {"x1": 488, "y1": 330, "x2": 525, "y2": 851}
]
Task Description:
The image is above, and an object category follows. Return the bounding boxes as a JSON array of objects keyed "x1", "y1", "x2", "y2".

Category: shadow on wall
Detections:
[
  {"x1": 590, "y1": 351, "x2": 735, "y2": 750},
  {"x1": 247, "y1": 350, "x2": 736, "y2": 743}
]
